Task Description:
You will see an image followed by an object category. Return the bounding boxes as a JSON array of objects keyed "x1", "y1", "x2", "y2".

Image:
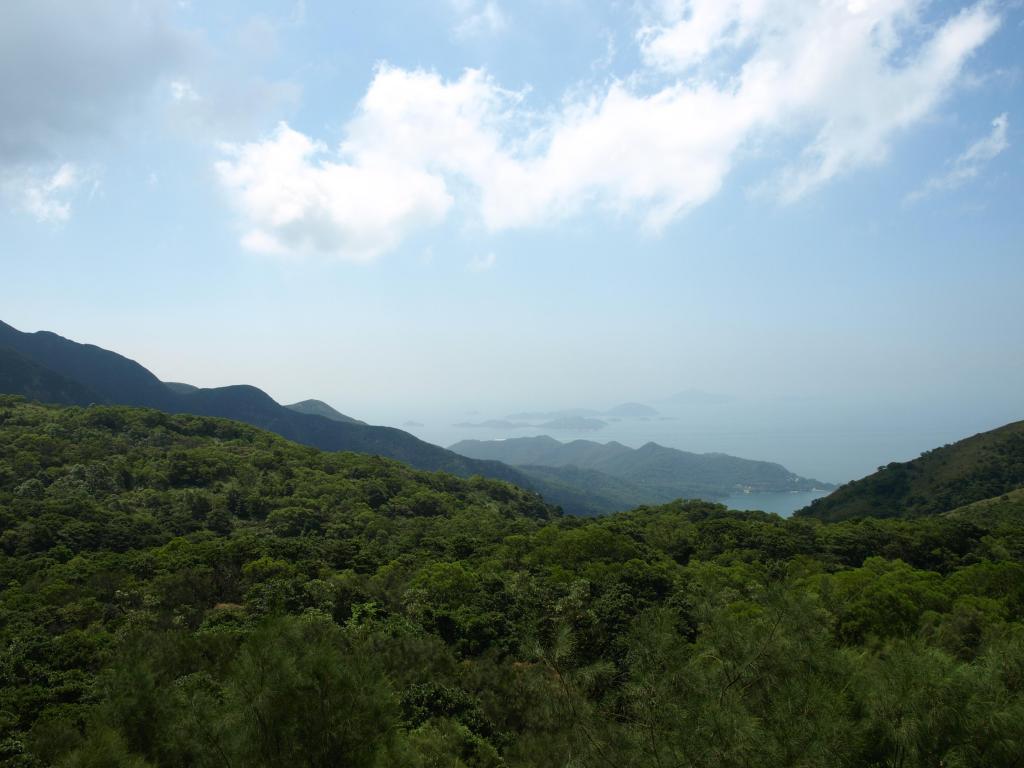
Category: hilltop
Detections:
[{"x1": 285, "y1": 398, "x2": 364, "y2": 424}]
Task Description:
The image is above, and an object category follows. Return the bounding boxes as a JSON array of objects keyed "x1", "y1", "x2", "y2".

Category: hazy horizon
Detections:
[{"x1": 4, "y1": 314, "x2": 1021, "y2": 485}]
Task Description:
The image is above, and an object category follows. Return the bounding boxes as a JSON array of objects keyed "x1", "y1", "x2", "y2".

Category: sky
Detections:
[{"x1": 1, "y1": 0, "x2": 1022, "y2": 483}]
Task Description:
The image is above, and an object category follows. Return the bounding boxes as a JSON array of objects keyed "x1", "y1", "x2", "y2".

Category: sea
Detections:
[{"x1": 719, "y1": 489, "x2": 830, "y2": 518}]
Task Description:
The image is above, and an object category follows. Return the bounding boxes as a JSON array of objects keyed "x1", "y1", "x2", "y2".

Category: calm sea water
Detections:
[{"x1": 719, "y1": 489, "x2": 830, "y2": 518}]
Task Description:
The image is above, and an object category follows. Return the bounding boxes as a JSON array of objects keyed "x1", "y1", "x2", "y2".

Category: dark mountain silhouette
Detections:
[
  {"x1": 0, "y1": 346, "x2": 104, "y2": 407},
  {"x1": 0, "y1": 320, "x2": 177, "y2": 410}
]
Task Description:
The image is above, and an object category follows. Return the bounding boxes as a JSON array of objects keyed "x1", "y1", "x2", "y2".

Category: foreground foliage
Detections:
[{"x1": 1, "y1": 398, "x2": 1023, "y2": 767}]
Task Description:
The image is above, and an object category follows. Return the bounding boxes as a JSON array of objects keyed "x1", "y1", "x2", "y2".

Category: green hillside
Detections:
[
  {"x1": 2, "y1": 397, "x2": 1024, "y2": 766},
  {"x1": 798, "y1": 420, "x2": 1024, "y2": 522},
  {"x1": 451, "y1": 435, "x2": 831, "y2": 506},
  {"x1": 943, "y1": 487, "x2": 1024, "y2": 525},
  {"x1": 511, "y1": 463, "x2": 664, "y2": 515}
]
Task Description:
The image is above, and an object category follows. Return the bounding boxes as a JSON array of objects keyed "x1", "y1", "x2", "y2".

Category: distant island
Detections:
[{"x1": 506, "y1": 402, "x2": 660, "y2": 424}]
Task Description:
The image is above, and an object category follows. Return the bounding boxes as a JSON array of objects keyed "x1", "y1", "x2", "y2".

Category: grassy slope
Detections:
[{"x1": 943, "y1": 486, "x2": 1024, "y2": 524}]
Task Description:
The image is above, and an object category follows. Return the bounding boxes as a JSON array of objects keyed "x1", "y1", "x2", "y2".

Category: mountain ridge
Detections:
[{"x1": 0, "y1": 320, "x2": 611, "y2": 509}]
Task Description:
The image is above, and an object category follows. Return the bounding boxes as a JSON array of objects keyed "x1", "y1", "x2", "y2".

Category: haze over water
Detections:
[{"x1": 386, "y1": 395, "x2": 1019, "y2": 487}]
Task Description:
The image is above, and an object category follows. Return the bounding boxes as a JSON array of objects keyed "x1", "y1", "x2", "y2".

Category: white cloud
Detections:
[
  {"x1": 216, "y1": 1, "x2": 1000, "y2": 260},
  {"x1": 215, "y1": 122, "x2": 451, "y2": 262},
  {"x1": 961, "y1": 113, "x2": 1010, "y2": 167},
  {"x1": 908, "y1": 112, "x2": 1010, "y2": 201},
  {"x1": 3, "y1": 162, "x2": 85, "y2": 223},
  {"x1": 468, "y1": 251, "x2": 497, "y2": 271},
  {"x1": 451, "y1": 0, "x2": 506, "y2": 38},
  {"x1": 765, "y1": 2, "x2": 1003, "y2": 201},
  {"x1": 638, "y1": 0, "x2": 770, "y2": 73}
]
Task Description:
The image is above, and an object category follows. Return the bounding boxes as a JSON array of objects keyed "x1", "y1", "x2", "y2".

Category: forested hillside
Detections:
[
  {"x1": 798, "y1": 420, "x2": 1024, "y2": 522},
  {"x1": 2, "y1": 398, "x2": 1024, "y2": 766}
]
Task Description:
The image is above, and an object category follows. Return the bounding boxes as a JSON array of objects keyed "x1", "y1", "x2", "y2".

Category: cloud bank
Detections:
[{"x1": 216, "y1": 0, "x2": 1001, "y2": 261}]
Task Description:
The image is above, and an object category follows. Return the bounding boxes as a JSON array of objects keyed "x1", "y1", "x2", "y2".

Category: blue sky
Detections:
[{"x1": 1, "y1": 0, "x2": 1022, "y2": 481}]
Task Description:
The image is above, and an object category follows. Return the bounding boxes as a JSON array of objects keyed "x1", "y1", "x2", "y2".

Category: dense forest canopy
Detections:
[{"x1": 1, "y1": 397, "x2": 1023, "y2": 766}]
